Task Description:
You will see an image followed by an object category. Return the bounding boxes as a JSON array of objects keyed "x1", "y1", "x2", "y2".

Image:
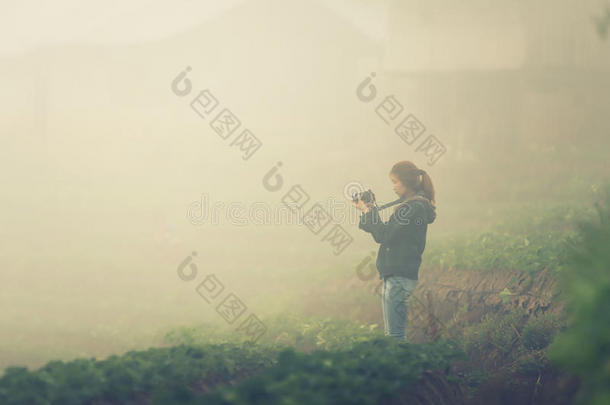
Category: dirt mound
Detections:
[{"x1": 406, "y1": 267, "x2": 563, "y2": 343}]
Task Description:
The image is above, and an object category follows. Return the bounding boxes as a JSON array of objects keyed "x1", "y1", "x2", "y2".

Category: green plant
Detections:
[
  {"x1": 199, "y1": 338, "x2": 466, "y2": 405},
  {"x1": 548, "y1": 182, "x2": 610, "y2": 405},
  {"x1": 460, "y1": 308, "x2": 527, "y2": 360},
  {"x1": 0, "y1": 343, "x2": 278, "y2": 405},
  {"x1": 457, "y1": 305, "x2": 565, "y2": 381},
  {"x1": 423, "y1": 202, "x2": 596, "y2": 275},
  {"x1": 521, "y1": 312, "x2": 563, "y2": 351}
]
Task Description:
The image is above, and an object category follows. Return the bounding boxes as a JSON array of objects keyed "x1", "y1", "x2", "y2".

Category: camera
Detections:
[{"x1": 352, "y1": 189, "x2": 376, "y2": 205}]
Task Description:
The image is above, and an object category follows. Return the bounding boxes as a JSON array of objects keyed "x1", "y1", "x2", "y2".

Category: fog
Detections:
[{"x1": 1, "y1": 0, "x2": 609, "y2": 371}]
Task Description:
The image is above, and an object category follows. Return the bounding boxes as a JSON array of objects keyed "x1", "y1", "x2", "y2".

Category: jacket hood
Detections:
[{"x1": 408, "y1": 190, "x2": 437, "y2": 224}]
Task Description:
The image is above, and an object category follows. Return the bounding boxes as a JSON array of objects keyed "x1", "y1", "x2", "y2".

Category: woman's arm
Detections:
[{"x1": 358, "y1": 203, "x2": 414, "y2": 245}]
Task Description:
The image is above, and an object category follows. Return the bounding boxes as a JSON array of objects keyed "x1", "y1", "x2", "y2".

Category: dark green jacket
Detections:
[{"x1": 358, "y1": 191, "x2": 436, "y2": 280}]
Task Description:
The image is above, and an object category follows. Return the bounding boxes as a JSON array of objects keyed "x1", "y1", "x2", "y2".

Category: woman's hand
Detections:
[{"x1": 351, "y1": 197, "x2": 373, "y2": 213}]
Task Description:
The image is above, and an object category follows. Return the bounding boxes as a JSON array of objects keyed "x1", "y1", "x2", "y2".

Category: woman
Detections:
[{"x1": 351, "y1": 161, "x2": 436, "y2": 342}]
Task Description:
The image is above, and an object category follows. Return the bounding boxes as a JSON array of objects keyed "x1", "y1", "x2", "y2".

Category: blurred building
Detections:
[{"x1": 376, "y1": 0, "x2": 610, "y2": 167}]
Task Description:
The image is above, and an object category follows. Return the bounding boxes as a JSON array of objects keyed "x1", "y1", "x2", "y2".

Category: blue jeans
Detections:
[{"x1": 381, "y1": 276, "x2": 418, "y2": 342}]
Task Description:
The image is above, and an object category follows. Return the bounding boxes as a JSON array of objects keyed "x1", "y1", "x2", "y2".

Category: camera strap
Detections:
[{"x1": 377, "y1": 196, "x2": 406, "y2": 210}]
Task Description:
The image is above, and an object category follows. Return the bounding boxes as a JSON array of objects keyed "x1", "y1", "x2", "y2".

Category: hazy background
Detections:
[{"x1": 1, "y1": 0, "x2": 609, "y2": 371}]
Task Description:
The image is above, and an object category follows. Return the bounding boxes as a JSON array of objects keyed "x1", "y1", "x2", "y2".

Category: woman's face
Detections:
[{"x1": 390, "y1": 173, "x2": 408, "y2": 197}]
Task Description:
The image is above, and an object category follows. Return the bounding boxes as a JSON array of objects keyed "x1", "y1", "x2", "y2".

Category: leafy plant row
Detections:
[
  {"x1": 196, "y1": 338, "x2": 465, "y2": 405},
  {"x1": 0, "y1": 342, "x2": 277, "y2": 405},
  {"x1": 423, "y1": 203, "x2": 598, "y2": 275}
]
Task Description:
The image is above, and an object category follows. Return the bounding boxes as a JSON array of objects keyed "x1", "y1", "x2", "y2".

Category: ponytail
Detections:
[{"x1": 419, "y1": 170, "x2": 436, "y2": 206}]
